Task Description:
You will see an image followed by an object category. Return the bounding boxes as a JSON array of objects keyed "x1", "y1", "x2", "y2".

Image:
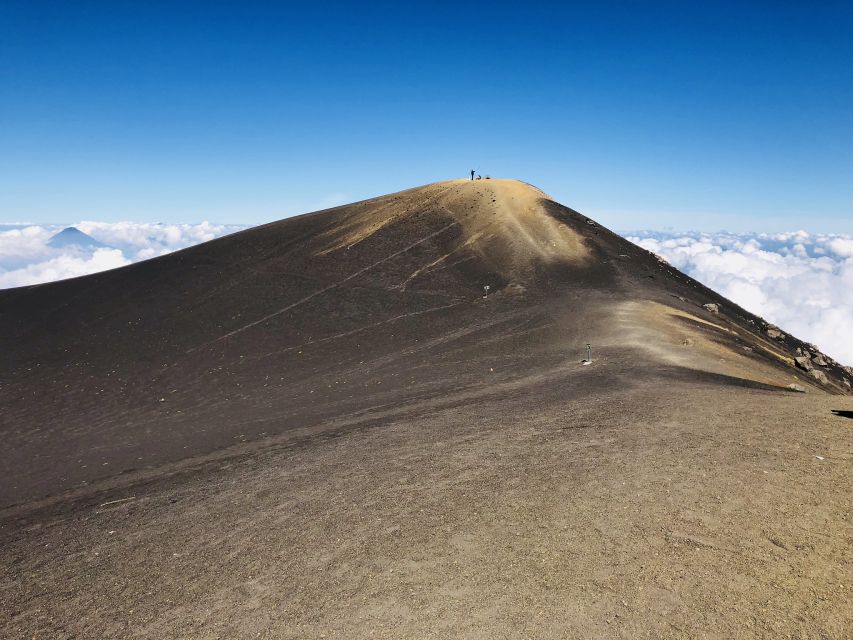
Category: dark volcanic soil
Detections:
[{"x1": 1, "y1": 179, "x2": 850, "y2": 638}]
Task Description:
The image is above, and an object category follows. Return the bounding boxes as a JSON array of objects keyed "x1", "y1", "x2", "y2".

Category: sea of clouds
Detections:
[
  {"x1": 0, "y1": 222, "x2": 247, "y2": 289},
  {"x1": 1, "y1": 222, "x2": 851, "y2": 365},
  {"x1": 625, "y1": 230, "x2": 853, "y2": 366}
]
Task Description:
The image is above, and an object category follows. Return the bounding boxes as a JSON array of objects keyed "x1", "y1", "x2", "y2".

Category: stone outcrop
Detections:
[
  {"x1": 794, "y1": 356, "x2": 813, "y2": 372},
  {"x1": 766, "y1": 325, "x2": 785, "y2": 339},
  {"x1": 809, "y1": 369, "x2": 829, "y2": 385}
]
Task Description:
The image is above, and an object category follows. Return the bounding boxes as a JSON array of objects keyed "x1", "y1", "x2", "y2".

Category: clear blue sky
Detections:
[{"x1": 1, "y1": 1, "x2": 851, "y2": 232}]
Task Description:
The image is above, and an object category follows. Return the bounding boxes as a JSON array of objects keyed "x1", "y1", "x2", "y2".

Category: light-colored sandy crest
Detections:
[
  {"x1": 315, "y1": 178, "x2": 843, "y2": 393},
  {"x1": 317, "y1": 179, "x2": 590, "y2": 281},
  {"x1": 610, "y1": 300, "x2": 817, "y2": 389}
]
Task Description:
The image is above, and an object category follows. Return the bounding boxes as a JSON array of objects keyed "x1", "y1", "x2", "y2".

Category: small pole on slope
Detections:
[
  {"x1": 483, "y1": 285, "x2": 490, "y2": 298},
  {"x1": 586, "y1": 343, "x2": 592, "y2": 363}
]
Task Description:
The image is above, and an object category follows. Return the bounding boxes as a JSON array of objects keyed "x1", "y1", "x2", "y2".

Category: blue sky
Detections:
[{"x1": 1, "y1": 1, "x2": 852, "y2": 232}]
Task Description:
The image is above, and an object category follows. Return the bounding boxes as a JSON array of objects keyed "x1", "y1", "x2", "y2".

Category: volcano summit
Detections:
[{"x1": 1, "y1": 180, "x2": 850, "y2": 638}]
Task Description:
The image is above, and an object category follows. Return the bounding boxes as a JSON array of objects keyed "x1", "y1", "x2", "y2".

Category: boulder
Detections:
[
  {"x1": 812, "y1": 354, "x2": 827, "y2": 367},
  {"x1": 809, "y1": 369, "x2": 829, "y2": 385},
  {"x1": 766, "y1": 326, "x2": 785, "y2": 339},
  {"x1": 794, "y1": 356, "x2": 813, "y2": 372},
  {"x1": 703, "y1": 303, "x2": 720, "y2": 314},
  {"x1": 786, "y1": 384, "x2": 806, "y2": 393}
]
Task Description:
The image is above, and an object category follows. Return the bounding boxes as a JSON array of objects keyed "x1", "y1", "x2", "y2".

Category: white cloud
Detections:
[
  {"x1": 0, "y1": 248, "x2": 130, "y2": 288},
  {"x1": 0, "y1": 221, "x2": 246, "y2": 289},
  {"x1": 625, "y1": 230, "x2": 853, "y2": 365},
  {"x1": 0, "y1": 225, "x2": 55, "y2": 269},
  {"x1": 74, "y1": 220, "x2": 245, "y2": 261}
]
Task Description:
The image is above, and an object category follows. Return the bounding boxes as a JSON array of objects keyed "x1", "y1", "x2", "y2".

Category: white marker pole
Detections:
[{"x1": 586, "y1": 343, "x2": 592, "y2": 362}]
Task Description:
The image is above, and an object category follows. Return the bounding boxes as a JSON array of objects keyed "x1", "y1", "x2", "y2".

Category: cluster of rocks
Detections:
[
  {"x1": 697, "y1": 302, "x2": 851, "y2": 392},
  {"x1": 793, "y1": 356, "x2": 828, "y2": 385},
  {"x1": 793, "y1": 345, "x2": 851, "y2": 389},
  {"x1": 796, "y1": 344, "x2": 833, "y2": 367}
]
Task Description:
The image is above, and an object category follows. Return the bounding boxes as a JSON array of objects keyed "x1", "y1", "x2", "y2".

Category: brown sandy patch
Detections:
[
  {"x1": 316, "y1": 179, "x2": 590, "y2": 281},
  {"x1": 612, "y1": 300, "x2": 817, "y2": 390}
]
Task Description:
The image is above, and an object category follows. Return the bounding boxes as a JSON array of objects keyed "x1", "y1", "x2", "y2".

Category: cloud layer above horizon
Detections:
[
  {"x1": 625, "y1": 230, "x2": 853, "y2": 366},
  {"x1": 0, "y1": 222, "x2": 246, "y2": 289},
  {"x1": 1, "y1": 222, "x2": 851, "y2": 365}
]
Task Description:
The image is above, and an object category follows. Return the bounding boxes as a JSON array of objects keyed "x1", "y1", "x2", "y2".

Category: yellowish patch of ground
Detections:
[
  {"x1": 316, "y1": 179, "x2": 589, "y2": 279},
  {"x1": 613, "y1": 300, "x2": 810, "y2": 389}
]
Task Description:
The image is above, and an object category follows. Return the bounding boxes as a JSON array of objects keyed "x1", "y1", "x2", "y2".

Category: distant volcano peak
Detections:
[{"x1": 47, "y1": 227, "x2": 107, "y2": 250}]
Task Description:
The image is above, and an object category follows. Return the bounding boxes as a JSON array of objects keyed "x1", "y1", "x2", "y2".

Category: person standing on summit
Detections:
[{"x1": 470, "y1": 169, "x2": 475, "y2": 180}]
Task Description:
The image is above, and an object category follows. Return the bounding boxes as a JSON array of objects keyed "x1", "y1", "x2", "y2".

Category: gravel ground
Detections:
[{"x1": 2, "y1": 180, "x2": 850, "y2": 638}]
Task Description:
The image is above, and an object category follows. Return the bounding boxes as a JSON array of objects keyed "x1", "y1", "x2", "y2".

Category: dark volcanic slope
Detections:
[
  {"x1": 2, "y1": 180, "x2": 852, "y2": 639},
  {"x1": 0, "y1": 180, "x2": 849, "y2": 507}
]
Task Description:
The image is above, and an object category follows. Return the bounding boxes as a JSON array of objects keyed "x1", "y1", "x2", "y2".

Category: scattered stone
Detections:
[
  {"x1": 703, "y1": 303, "x2": 720, "y2": 314},
  {"x1": 794, "y1": 356, "x2": 813, "y2": 372},
  {"x1": 812, "y1": 354, "x2": 827, "y2": 367},
  {"x1": 766, "y1": 326, "x2": 785, "y2": 339},
  {"x1": 809, "y1": 369, "x2": 829, "y2": 385},
  {"x1": 843, "y1": 378, "x2": 851, "y2": 389},
  {"x1": 786, "y1": 384, "x2": 806, "y2": 393}
]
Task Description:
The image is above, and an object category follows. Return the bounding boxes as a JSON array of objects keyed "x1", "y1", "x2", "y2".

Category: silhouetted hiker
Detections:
[{"x1": 470, "y1": 169, "x2": 475, "y2": 180}]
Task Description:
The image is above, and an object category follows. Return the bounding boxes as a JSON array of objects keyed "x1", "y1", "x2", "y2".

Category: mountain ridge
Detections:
[
  {"x1": 2, "y1": 178, "x2": 851, "y2": 638},
  {"x1": 1, "y1": 178, "x2": 850, "y2": 507}
]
